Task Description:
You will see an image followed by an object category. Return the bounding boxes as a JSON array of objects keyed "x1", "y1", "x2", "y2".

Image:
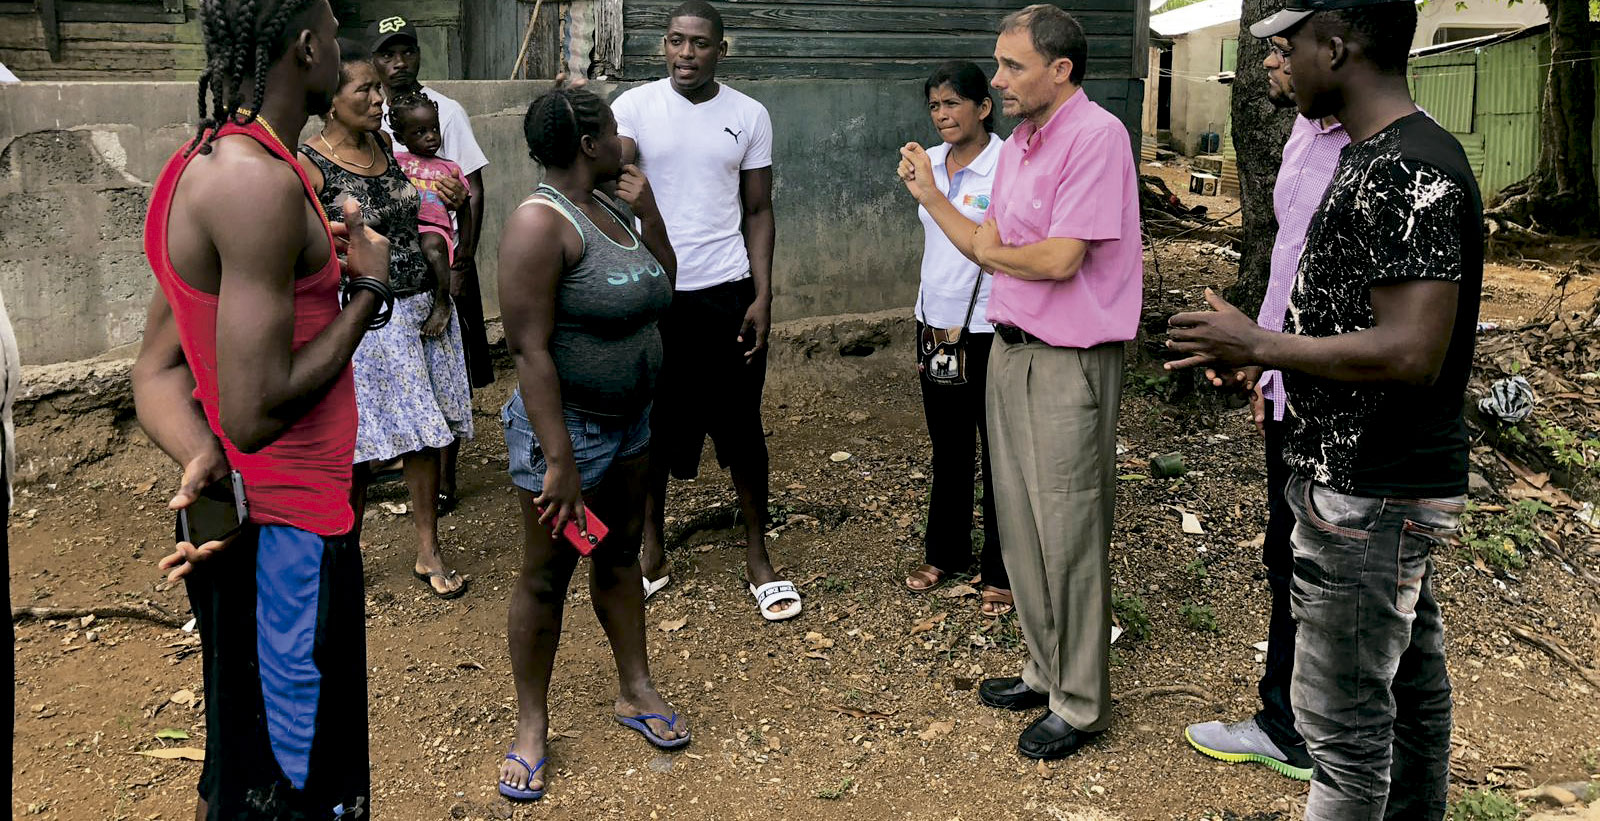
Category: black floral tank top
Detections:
[{"x1": 299, "y1": 136, "x2": 433, "y2": 297}]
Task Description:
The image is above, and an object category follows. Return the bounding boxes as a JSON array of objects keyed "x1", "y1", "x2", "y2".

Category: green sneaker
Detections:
[{"x1": 1185, "y1": 718, "x2": 1313, "y2": 781}]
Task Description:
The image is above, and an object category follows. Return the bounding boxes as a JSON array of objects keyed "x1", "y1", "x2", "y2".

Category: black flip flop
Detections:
[{"x1": 414, "y1": 568, "x2": 468, "y2": 600}]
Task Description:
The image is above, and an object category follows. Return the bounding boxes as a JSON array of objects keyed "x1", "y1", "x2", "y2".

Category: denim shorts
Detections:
[{"x1": 501, "y1": 391, "x2": 650, "y2": 494}]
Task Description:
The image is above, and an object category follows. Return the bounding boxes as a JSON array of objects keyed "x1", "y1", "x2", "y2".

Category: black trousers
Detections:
[
  {"x1": 1258, "y1": 406, "x2": 1305, "y2": 751},
  {"x1": 454, "y1": 258, "x2": 496, "y2": 390},
  {"x1": 917, "y1": 325, "x2": 1007, "y2": 589}
]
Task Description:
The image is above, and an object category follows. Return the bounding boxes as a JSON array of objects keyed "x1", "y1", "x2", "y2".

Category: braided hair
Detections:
[
  {"x1": 386, "y1": 90, "x2": 438, "y2": 134},
  {"x1": 522, "y1": 87, "x2": 613, "y2": 169},
  {"x1": 188, "y1": 0, "x2": 322, "y2": 156}
]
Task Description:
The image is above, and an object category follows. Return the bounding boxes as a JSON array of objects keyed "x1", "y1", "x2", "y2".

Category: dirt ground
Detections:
[{"x1": 11, "y1": 183, "x2": 1600, "y2": 820}]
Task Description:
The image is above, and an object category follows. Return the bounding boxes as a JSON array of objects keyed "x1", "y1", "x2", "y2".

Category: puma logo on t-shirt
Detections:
[{"x1": 724, "y1": 127, "x2": 742, "y2": 143}]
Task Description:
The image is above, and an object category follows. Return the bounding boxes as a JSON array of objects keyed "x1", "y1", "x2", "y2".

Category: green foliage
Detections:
[
  {"x1": 990, "y1": 616, "x2": 1025, "y2": 651},
  {"x1": 1461, "y1": 500, "x2": 1550, "y2": 570},
  {"x1": 1181, "y1": 601, "x2": 1219, "y2": 633},
  {"x1": 1113, "y1": 592, "x2": 1152, "y2": 642},
  {"x1": 1535, "y1": 420, "x2": 1600, "y2": 472},
  {"x1": 1183, "y1": 557, "x2": 1209, "y2": 582},
  {"x1": 1446, "y1": 789, "x2": 1521, "y2": 821},
  {"x1": 815, "y1": 778, "x2": 855, "y2": 800},
  {"x1": 1129, "y1": 369, "x2": 1171, "y2": 398},
  {"x1": 819, "y1": 576, "x2": 852, "y2": 595}
]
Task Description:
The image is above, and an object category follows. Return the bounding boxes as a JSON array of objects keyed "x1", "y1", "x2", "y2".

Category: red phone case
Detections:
[{"x1": 545, "y1": 506, "x2": 608, "y2": 555}]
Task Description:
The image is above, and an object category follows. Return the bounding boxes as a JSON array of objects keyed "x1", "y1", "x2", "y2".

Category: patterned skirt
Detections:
[{"x1": 352, "y1": 292, "x2": 475, "y2": 464}]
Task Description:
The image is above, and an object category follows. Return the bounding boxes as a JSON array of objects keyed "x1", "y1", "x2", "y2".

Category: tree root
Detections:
[
  {"x1": 1114, "y1": 684, "x2": 1217, "y2": 704},
  {"x1": 1509, "y1": 625, "x2": 1600, "y2": 688},
  {"x1": 11, "y1": 602, "x2": 188, "y2": 629}
]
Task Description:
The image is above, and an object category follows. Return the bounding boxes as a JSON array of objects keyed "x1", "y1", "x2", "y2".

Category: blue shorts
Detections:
[{"x1": 501, "y1": 391, "x2": 651, "y2": 494}]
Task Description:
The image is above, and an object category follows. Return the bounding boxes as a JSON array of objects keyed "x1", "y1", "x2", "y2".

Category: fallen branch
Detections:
[
  {"x1": 12, "y1": 602, "x2": 187, "y2": 629},
  {"x1": 1114, "y1": 684, "x2": 1216, "y2": 704},
  {"x1": 1538, "y1": 535, "x2": 1600, "y2": 591},
  {"x1": 1509, "y1": 625, "x2": 1600, "y2": 688}
]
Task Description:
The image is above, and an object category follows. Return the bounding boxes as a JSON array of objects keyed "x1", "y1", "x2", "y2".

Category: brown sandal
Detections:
[
  {"x1": 980, "y1": 586, "x2": 1013, "y2": 617},
  {"x1": 905, "y1": 564, "x2": 946, "y2": 592}
]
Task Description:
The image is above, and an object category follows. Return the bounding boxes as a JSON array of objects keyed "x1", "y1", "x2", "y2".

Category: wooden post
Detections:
[
  {"x1": 593, "y1": 0, "x2": 622, "y2": 78},
  {"x1": 509, "y1": 0, "x2": 544, "y2": 80},
  {"x1": 39, "y1": 0, "x2": 62, "y2": 62}
]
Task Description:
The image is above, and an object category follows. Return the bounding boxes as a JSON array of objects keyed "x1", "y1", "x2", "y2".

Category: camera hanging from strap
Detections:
[{"x1": 918, "y1": 268, "x2": 985, "y2": 387}]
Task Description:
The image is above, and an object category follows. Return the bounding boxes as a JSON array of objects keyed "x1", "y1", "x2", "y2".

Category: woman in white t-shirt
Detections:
[{"x1": 902, "y1": 61, "x2": 1011, "y2": 617}]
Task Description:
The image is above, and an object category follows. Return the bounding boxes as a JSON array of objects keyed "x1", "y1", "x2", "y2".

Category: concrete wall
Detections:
[
  {"x1": 1414, "y1": 0, "x2": 1546, "y2": 48},
  {"x1": 0, "y1": 77, "x2": 1142, "y2": 366}
]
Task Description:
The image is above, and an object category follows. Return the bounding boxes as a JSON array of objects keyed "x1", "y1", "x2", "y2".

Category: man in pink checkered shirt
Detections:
[{"x1": 1181, "y1": 32, "x2": 1347, "y2": 782}]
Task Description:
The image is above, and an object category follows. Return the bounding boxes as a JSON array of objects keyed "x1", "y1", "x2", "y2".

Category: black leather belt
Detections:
[{"x1": 994, "y1": 324, "x2": 1047, "y2": 346}]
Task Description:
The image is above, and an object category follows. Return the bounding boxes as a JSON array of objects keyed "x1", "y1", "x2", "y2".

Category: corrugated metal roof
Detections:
[
  {"x1": 1150, "y1": 0, "x2": 1240, "y2": 37},
  {"x1": 1477, "y1": 35, "x2": 1545, "y2": 115},
  {"x1": 1480, "y1": 113, "x2": 1541, "y2": 196},
  {"x1": 1411, "y1": 64, "x2": 1476, "y2": 133}
]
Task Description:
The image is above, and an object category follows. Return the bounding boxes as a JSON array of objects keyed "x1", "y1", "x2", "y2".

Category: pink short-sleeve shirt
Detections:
[
  {"x1": 985, "y1": 89, "x2": 1144, "y2": 348},
  {"x1": 395, "y1": 151, "x2": 469, "y2": 238}
]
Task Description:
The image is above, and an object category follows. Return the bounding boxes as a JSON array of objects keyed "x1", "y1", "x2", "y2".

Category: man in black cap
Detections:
[
  {"x1": 1164, "y1": 0, "x2": 1481, "y2": 817},
  {"x1": 369, "y1": 15, "x2": 495, "y2": 510}
]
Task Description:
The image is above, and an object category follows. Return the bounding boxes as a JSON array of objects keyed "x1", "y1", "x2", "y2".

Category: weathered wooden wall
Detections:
[
  {"x1": 464, "y1": 0, "x2": 564, "y2": 79},
  {"x1": 344, "y1": 0, "x2": 465, "y2": 80},
  {"x1": 618, "y1": 0, "x2": 1147, "y2": 81},
  {"x1": 0, "y1": 0, "x2": 200, "y2": 79}
]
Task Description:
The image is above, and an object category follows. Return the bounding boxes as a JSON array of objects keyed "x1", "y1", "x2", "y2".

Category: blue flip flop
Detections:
[
  {"x1": 497, "y1": 752, "x2": 546, "y2": 802},
  {"x1": 615, "y1": 712, "x2": 691, "y2": 749}
]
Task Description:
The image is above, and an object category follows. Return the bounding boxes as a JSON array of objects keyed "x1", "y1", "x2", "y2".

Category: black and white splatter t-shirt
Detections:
[{"x1": 1282, "y1": 112, "x2": 1483, "y2": 499}]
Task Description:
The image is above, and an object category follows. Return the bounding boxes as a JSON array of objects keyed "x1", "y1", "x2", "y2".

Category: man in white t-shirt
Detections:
[
  {"x1": 370, "y1": 16, "x2": 494, "y2": 509},
  {"x1": 612, "y1": 0, "x2": 794, "y2": 622}
]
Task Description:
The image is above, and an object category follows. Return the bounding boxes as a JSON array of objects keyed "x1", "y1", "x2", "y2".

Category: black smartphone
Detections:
[{"x1": 175, "y1": 471, "x2": 248, "y2": 546}]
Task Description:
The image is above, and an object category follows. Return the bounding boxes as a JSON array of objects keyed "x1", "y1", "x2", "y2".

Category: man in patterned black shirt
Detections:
[{"x1": 1163, "y1": 0, "x2": 1482, "y2": 816}]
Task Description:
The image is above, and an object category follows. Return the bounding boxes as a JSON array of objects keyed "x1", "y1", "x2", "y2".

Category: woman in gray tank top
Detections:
[{"x1": 492, "y1": 87, "x2": 684, "y2": 802}]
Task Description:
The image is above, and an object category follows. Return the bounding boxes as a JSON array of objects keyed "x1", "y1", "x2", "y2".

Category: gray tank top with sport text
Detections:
[{"x1": 531, "y1": 184, "x2": 672, "y2": 418}]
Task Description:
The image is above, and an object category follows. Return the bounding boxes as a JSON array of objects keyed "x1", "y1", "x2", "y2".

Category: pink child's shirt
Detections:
[
  {"x1": 395, "y1": 151, "x2": 468, "y2": 241},
  {"x1": 985, "y1": 89, "x2": 1144, "y2": 348}
]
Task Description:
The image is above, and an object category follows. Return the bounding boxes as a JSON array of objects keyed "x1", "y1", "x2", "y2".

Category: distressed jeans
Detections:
[{"x1": 1285, "y1": 474, "x2": 1462, "y2": 821}]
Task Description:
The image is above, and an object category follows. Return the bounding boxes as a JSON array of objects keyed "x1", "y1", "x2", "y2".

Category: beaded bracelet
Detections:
[{"x1": 340, "y1": 276, "x2": 394, "y2": 331}]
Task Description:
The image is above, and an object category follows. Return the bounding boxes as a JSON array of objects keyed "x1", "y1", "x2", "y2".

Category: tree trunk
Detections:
[
  {"x1": 1488, "y1": 0, "x2": 1598, "y2": 237},
  {"x1": 1224, "y1": 2, "x2": 1295, "y2": 314}
]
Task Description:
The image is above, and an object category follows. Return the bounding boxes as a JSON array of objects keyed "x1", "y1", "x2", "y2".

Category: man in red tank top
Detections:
[{"x1": 133, "y1": 0, "x2": 391, "y2": 817}]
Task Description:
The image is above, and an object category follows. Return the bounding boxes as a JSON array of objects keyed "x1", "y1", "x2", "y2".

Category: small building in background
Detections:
[
  {"x1": 1144, "y1": 0, "x2": 1547, "y2": 158},
  {"x1": 1409, "y1": 22, "x2": 1600, "y2": 200}
]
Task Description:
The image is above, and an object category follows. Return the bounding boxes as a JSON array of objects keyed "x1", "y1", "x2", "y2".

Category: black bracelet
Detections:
[{"x1": 341, "y1": 276, "x2": 394, "y2": 330}]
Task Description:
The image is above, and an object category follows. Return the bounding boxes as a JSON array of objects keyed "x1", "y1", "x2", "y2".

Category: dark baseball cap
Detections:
[
  {"x1": 1249, "y1": 0, "x2": 1412, "y2": 38},
  {"x1": 367, "y1": 15, "x2": 417, "y2": 51}
]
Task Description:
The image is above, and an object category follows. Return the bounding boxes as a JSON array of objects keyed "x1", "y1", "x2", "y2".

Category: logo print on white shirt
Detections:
[{"x1": 723, "y1": 127, "x2": 742, "y2": 143}]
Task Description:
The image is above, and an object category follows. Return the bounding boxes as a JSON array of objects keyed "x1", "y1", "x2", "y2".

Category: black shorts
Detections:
[
  {"x1": 185, "y1": 524, "x2": 369, "y2": 820},
  {"x1": 653, "y1": 277, "x2": 768, "y2": 480}
]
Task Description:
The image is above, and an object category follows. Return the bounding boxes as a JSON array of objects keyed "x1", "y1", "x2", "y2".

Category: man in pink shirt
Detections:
[
  {"x1": 1184, "y1": 35, "x2": 1346, "y2": 782},
  {"x1": 900, "y1": 2, "x2": 1141, "y2": 760}
]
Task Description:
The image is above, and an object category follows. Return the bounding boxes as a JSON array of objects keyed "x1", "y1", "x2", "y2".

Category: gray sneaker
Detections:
[{"x1": 1184, "y1": 717, "x2": 1313, "y2": 781}]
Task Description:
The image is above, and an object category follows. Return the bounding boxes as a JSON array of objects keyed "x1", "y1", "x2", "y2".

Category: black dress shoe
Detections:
[
  {"x1": 978, "y1": 677, "x2": 1049, "y2": 710},
  {"x1": 1017, "y1": 710, "x2": 1100, "y2": 760}
]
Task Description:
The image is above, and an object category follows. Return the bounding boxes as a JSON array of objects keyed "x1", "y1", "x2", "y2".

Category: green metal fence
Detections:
[{"x1": 1408, "y1": 29, "x2": 1599, "y2": 199}]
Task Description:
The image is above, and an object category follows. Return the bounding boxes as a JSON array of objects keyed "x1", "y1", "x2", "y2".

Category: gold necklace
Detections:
[
  {"x1": 232, "y1": 107, "x2": 331, "y2": 226},
  {"x1": 317, "y1": 131, "x2": 377, "y2": 170},
  {"x1": 233, "y1": 108, "x2": 291, "y2": 156}
]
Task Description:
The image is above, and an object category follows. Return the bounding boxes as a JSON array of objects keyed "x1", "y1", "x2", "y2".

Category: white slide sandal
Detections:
[
  {"x1": 748, "y1": 580, "x2": 803, "y2": 622},
  {"x1": 643, "y1": 574, "x2": 671, "y2": 602}
]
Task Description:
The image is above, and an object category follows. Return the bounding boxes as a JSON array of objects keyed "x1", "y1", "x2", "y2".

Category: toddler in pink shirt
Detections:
[{"x1": 389, "y1": 94, "x2": 470, "y2": 281}]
